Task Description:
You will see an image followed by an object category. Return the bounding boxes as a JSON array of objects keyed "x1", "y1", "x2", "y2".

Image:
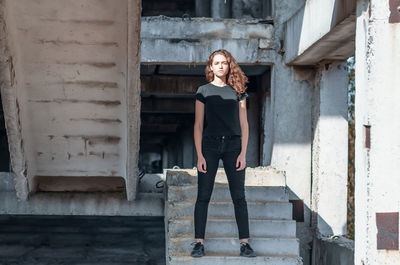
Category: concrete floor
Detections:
[{"x1": 0, "y1": 215, "x2": 165, "y2": 265}]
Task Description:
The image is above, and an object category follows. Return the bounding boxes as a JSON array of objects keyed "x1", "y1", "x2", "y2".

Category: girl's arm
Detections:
[
  {"x1": 194, "y1": 100, "x2": 205, "y2": 159},
  {"x1": 238, "y1": 99, "x2": 249, "y2": 156}
]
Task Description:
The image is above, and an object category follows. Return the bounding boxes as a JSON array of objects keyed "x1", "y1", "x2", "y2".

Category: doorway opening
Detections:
[{"x1": 139, "y1": 63, "x2": 271, "y2": 179}]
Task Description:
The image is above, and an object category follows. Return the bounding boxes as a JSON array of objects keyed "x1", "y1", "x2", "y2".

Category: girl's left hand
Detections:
[{"x1": 236, "y1": 153, "x2": 246, "y2": 171}]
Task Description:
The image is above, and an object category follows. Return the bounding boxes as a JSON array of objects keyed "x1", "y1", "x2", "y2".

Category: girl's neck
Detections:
[{"x1": 212, "y1": 76, "x2": 227, "y2": 87}]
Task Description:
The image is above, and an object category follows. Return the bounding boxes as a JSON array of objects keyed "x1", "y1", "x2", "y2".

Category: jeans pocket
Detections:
[{"x1": 230, "y1": 137, "x2": 242, "y2": 151}]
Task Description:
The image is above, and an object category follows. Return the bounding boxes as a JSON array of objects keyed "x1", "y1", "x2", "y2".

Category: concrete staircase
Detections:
[{"x1": 165, "y1": 168, "x2": 303, "y2": 265}]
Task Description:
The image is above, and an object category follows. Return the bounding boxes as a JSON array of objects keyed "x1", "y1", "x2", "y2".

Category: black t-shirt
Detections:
[{"x1": 195, "y1": 83, "x2": 248, "y2": 137}]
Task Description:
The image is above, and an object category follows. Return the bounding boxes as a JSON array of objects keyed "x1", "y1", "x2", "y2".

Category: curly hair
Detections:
[{"x1": 205, "y1": 49, "x2": 248, "y2": 95}]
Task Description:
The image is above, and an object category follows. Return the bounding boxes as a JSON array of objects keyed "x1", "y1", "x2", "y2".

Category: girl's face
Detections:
[{"x1": 210, "y1": 54, "x2": 229, "y2": 79}]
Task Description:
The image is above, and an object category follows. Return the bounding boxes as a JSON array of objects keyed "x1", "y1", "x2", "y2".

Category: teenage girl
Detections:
[{"x1": 191, "y1": 49, "x2": 256, "y2": 258}]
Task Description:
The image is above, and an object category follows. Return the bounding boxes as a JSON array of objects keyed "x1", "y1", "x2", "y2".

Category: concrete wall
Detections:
[
  {"x1": 312, "y1": 61, "x2": 348, "y2": 237},
  {"x1": 0, "y1": 0, "x2": 142, "y2": 200},
  {"x1": 355, "y1": 0, "x2": 400, "y2": 264},
  {"x1": 0, "y1": 172, "x2": 164, "y2": 216},
  {"x1": 312, "y1": 236, "x2": 354, "y2": 265}
]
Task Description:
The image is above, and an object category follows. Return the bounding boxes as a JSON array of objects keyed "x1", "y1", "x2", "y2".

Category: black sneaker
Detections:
[
  {"x1": 190, "y1": 242, "x2": 205, "y2": 257},
  {"x1": 240, "y1": 242, "x2": 256, "y2": 257}
]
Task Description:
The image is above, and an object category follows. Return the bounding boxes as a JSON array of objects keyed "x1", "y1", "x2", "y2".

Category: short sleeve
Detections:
[
  {"x1": 195, "y1": 86, "x2": 206, "y2": 103},
  {"x1": 238, "y1": 92, "x2": 248, "y2": 101}
]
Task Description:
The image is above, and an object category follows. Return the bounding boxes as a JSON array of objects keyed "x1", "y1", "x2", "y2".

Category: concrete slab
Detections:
[
  {"x1": 170, "y1": 237, "x2": 300, "y2": 256},
  {"x1": 167, "y1": 200, "x2": 292, "y2": 220},
  {"x1": 167, "y1": 185, "x2": 289, "y2": 202},
  {"x1": 168, "y1": 218, "x2": 297, "y2": 238},
  {"x1": 169, "y1": 255, "x2": 303, "y2": 265}
]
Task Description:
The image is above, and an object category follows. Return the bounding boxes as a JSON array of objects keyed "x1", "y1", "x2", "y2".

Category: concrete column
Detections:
[
  {"x1": 195, "y1": 0, "x2": 210, "y2": 17},
  {"x1": 211, "y1": 0, "x2": 231, "y2": 18},
  {"x1": 312, "y1": 61, "x2": 348, "y2": 237},
  {"x1": 355, "y1": 0, "x2": 400, "y2": 264},
  {"x1": 262, "y1": 0, "x2": 273, "y2": 18},
  {"x1": 231, "y1": 0, "x2": 242, "y2": 19}
]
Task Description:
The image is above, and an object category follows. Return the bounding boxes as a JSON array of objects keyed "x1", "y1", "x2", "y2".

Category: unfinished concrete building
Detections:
[{"x1": 1, "y1": 0, "x2": 399, "y2": 264}]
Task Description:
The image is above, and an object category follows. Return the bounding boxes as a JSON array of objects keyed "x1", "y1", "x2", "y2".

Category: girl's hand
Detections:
[
  {"x1": 236, "y1": 153, "x2": 246, "y2": 171},
  {"x1": 197, "y1": 155, "x2": 207, "y2": 173}
]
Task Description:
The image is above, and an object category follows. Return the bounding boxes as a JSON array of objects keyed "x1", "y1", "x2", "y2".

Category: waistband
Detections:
[{"x1": 203, "y1": 135, "x2": 241, "y2": 140}]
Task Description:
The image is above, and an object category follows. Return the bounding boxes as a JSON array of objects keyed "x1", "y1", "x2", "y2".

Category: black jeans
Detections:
[{"x1": 194, "y1": 135, "x2": 249, "y2": 239}]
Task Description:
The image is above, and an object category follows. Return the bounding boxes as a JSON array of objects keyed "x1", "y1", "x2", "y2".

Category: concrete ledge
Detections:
[
  {"x1": 165, "y1": 166, "x2": 286, "y2": 187},
  {"x1": 312, "y1": 236, "x2": 354, "y2": 265},
  {"x1": 0, "y1": 191, "x2": 164, "y2": 216},
  {"x1": 1, "y1": 171, "x2": 164, "y2": 216},
  {"x1": 140, "y1": 15, "x2": 276, "y2": 63},
  {"x1": 284, "y1": 0, "x2": 356, "y2": 65},
  {"x1": 141, "y1": 16, "x2": 274, "y2": 40}
]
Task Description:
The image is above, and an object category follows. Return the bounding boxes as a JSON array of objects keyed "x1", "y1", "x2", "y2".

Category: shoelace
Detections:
[{"x1": 191, "y1": 242, "x2": 203, "y2": 247}]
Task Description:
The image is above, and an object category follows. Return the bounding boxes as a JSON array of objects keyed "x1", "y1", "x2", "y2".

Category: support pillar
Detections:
[
  {"x1": 211, "y1": 0, "x2": 231, "y2": 19},
  {"x1": 311, "y1": 61, "x2": 348, "y2": 237}
]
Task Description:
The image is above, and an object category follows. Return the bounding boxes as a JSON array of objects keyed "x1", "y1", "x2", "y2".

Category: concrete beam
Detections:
[
  {"x1": 0, "y1": 0, "x2": 29, "y2": 201},
  {"x1": 140, "y1": 16, "x2": 275, "y2": 63},
  {"x1": 284, "y1": 0, "x2": 356, "y2": 66}
]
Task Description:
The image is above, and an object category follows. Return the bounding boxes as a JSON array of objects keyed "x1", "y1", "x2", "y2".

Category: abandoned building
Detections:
[{"x1": 0, "y1": 0, "x2": 399, "y2": 264}]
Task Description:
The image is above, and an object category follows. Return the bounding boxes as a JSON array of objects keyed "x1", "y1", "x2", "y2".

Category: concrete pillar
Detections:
[
  {"x1": 262, "y1": 0, "x2": 272, "y2": 18},
  {"x1": 312, "y1": 61, "x2": 348, "y2": 237},
  {"x1": 355, "y1": 1, "x2": 400, "y2": 264},
  {"x1": 231, "y1": 0, "x2": 242, "y2": 19},
  {"x1": 195, "y1": 0, "x2": 210, "y2": 17},
  {"x1": 211, "y1": 0, "x2": 231, "y2": 18}
]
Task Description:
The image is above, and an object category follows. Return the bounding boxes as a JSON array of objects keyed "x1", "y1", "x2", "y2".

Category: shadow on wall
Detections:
[
  {"x1": 0, "y1": 91, "x2": 10, "y2": 172},
  {"x1": 286, "y1": 186, "x2": 354, "y2": 265}
]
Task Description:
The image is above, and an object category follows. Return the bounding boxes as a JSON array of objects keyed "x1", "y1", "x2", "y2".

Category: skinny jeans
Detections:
[{"x1": 194, "y1": 135, "x2": 250, "y2": 239}]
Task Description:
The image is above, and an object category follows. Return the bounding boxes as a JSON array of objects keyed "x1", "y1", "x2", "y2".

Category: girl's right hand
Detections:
[{"x1": 197, "y1": 156, "x2": 207, "y2": 173}]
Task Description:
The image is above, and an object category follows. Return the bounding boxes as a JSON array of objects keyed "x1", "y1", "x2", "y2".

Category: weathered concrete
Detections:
[
  {"x1": 0, "y1": 172, "x2": 164, "y2": 216},
  {"x1": 284, "y1": 0, "x2": 356, "y2": 65},
  {"x1": 265, "y1": 53, "x2": 313, "y2": 265},
  {"x1": 165, "y1": 168, "x2": 303, "y2": 265},
  {"x1": 312, "y1": 61, "x2": 348, "y2": 237},
  {"x1": 0, "y1": 214, "x2": 165, "y2": 265},
  {"x1": 0, "y1": 0, "x2": 142, "y2": 201},
  {"x1": 165, "y1": 167, "x2": 286, "y2": 187},
  {"x1": 0, "y1": 0, "x2": 29, "y2": 200},
  {"x1": 170, "y1": 256, "x2": 302, "y2": 265},
  {"x1": 126, "y1": 0, "x2": 142, "y2": 201},
  {"x1": 355, "y1": 0, "x2": 400, "y2": 264},
  {"x1": 140, "y1": 16, "x2": 275, "y2": 63},
  {"x1": 312, "y1": 236, "x2": 354, "y2": 265}
]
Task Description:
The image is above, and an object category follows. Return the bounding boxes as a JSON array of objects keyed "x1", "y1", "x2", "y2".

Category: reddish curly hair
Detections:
[{"x1": 205, "y1": 49, "x2": 248, "y2": 95}]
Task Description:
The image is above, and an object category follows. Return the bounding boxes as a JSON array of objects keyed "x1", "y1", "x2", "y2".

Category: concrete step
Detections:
[
  {"x1": 165, "y1": 168, "x2": 287, "y2": 187},
  {"x1": 169, "y1": 237, "x2": 300, "y2": 256},
  {"x1": 168, "y1": 200, "x2": 293, "y2": 220},
  {"x1": 168, "y1": 185, "x2": 289, "y2": 203},
  {"x1": 169, "y1": 254, "x2": 303, "y2": 265},
  {"x1": 168, "y1": 218, "x2": 296, "y2": 238}
]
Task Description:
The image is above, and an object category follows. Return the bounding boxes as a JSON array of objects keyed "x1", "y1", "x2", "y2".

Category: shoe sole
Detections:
[{"x1": 240, "y1": 253, "x2": 257, "y2": 257}]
